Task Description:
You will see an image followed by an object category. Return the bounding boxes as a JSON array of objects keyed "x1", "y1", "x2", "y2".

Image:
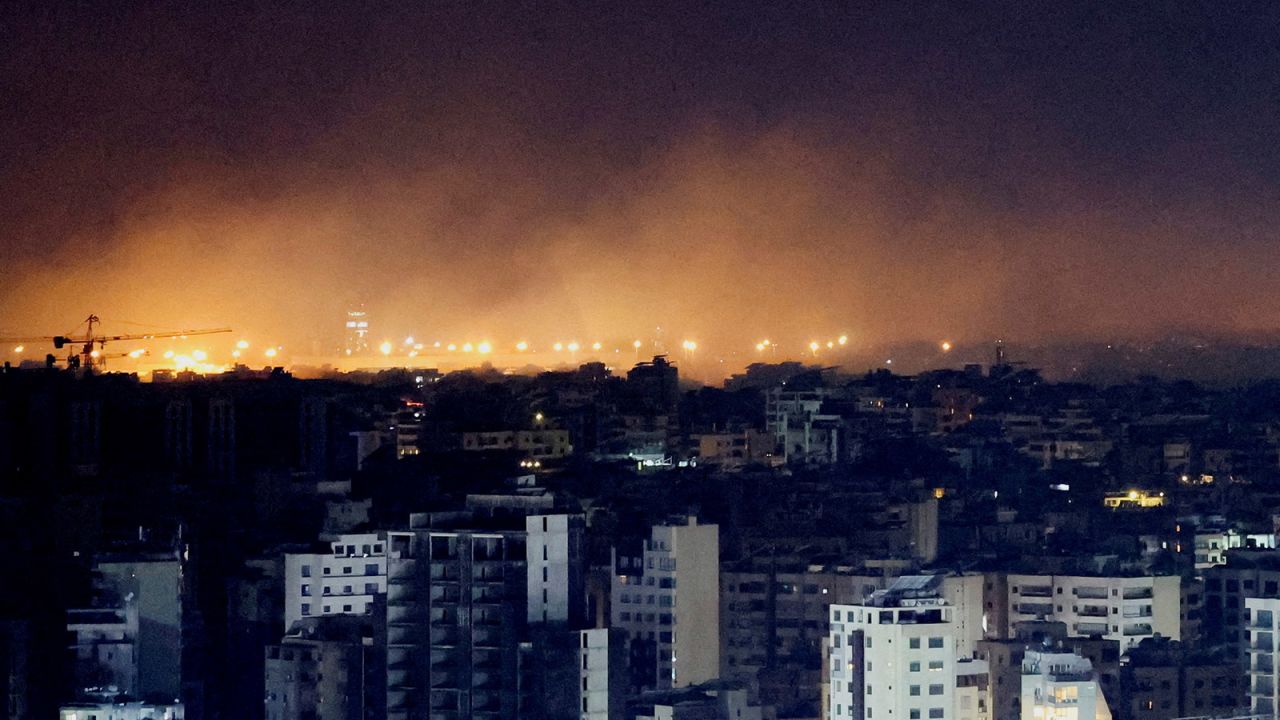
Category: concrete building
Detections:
[
  {"x1": 695, "y1": 430, "x2": 777, "y2": 469},
  {"x1": 1020, "y1": 649, "x2": 1112, "y2": 720},
  {"x1": 1004, "y1": 574, "x2": 1181, "y2": 651},
  {"x1": 940, "y1": 574, "x2": 984, "y2": 659},
  {"x1": 1202, "y1": 550, "x2": 1280, "y2": 657},
  {"x1": 64, "y1": 555, "x2": 184, "y2": 710},
  {"x1": 460, "y1": 430, "x2": 573, "y2": 461},
  {"x1": 976, "y1": 624, "x2": 1119, "y2": 720},
  {"x1": 525, "y1": 514, "x2": 586, "y2": 627},
  {"x1": 1193, "y1": 528, "x2": 1277, "y2": 569},
  {"x1": 612, "y1": 517, "x2": 720, "y2": 692},
  {"x1": 1246, "y1": 597, "x2": 1280, "y2": 719},
  {"x1": 827, "y1": 575, "x2": 958, "y2": 720},
  {"x1": 264, "y1": 615, "x2": 385, "y2": 720},
  {"x1": 519, "y1": 628, "x2": 626, "y2": 720},
  {"x1": 1120, "y1": 637, "x2": 1242, "y2": 720},
  {"x1": 954, "y1": 659, "x2": 989, "y2": 720},
  {"x1": 384, "y1": 519, "x2": 529, "y2": 720},
  {"x1": 284, "y1": 533, "x2": 388, "y2": 631},
  {"x1": 766, "y1": 386, "x2": 842, "y2": 465},
  {"x1": 720, "y1": 562, "x2": 906, "y2": 717}
]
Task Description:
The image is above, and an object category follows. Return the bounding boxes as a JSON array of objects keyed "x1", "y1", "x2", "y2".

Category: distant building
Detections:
[
  {"x1": 1202, "y1": 550, "x2": 1280, "y2": 660},
  {"x1": 695, "y1": 430, "x2": 776, "y2": 469},
  {"x1": 721, "y1": 563, "x2": 905, "y2": 716},
  {"x1": 1020, "y1": 648, "x2": 1112, "y2": 720},
  {"x1": 975, "y1": 623, "x2": 1119, "y2": 720},
  {"x1": 1003, "y1": 574, "x2": 1182, "y2": 651},
  {"x1": 344, "y1": 309, "x2": 370, "y2": 356},
  {"x1": 264, "y1": 614, "x2": 385, "y2": 720},
  {"x1": 1192, "y1": 527, "x2": 1277, "y2": 569},
  {"x1": 612, "y1": 517, "x2": 720, "y2": 692},
  {"x1": 766, "y1": 386, "x2": 842, "y2": 466},
  {"x1": 525, "y1": 514, "x2": 586, "y2": 627},
  {"x1": 1120, "y1": 637, "x2": 1242, "y2": 720},
  {"x1": 1246, "y1": 597, "x2": 1280, "y2": 719},
  {"x1": 627, "y1": 356, "x2": 680, "y2": 413},
  {"x1": 519, "y1": 627, "x2": 626, "y2": 720},
  {"x1": 385, "y1": 523, "x2": 527, "y2": 719},
  {"x1": 827, "y1": 575, "x2": 958, "y2": 720},
  {"x1": 63, "y1": 554, "x2": 184, "y2": 712},
  {"x1": 284, "y1": 533, "x2": 388, "y2": 631},
  {"x1": 460, "y1": 429, "x2": 573, "y2": 461}
]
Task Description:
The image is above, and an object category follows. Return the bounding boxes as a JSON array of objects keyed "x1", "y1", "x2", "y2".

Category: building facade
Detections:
[{"x1": 284, "y1": 533, "x2": 388, "y2": 631}]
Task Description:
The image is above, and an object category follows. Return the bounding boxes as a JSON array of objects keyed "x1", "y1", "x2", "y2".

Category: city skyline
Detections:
[{"x1": 3, "y1": 4, "x2": 1280, "y2": 352}]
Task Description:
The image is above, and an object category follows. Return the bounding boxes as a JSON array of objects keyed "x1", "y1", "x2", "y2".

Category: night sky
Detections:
[{"x1": 3, "y1": 2, "x2": 1279, "y2": 355}]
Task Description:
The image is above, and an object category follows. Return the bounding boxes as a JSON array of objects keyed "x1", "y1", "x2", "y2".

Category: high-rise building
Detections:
[
  {"x1": 1246, "y1": 597, "x2": 1280, "y2": 718},
  {"x1": 384, "y1": 516, "x2": 531, "y2": 720},
  {"x1": 827, "y1": 575, "x2": 958, "y2": 720},
  {"x1": 284, "y1": 533, "x2": 388, "y2": 631},
  {"x1": 525, "y1": 514, "x2": 586, "y2": 627},
  {"x1": 612, "y1": 516, "x2": 720, "y2": 692},
  {"x1": 721, "y1": 562, "x2": 903, "y2": 716},
  {"x1": 344, "y1": 309, "x2": 370, "y2": 356},
  {"x1": 1019, "y1": 648, "x2": 1112, "y2": 720},
  {"x1": 518, "y1": 627, "x2": 626, "y2": 720}
]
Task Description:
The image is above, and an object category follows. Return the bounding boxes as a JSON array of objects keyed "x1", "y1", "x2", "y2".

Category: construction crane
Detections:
[{"x1": 0, "y1": 314, "x2": 230, "y2": 370}]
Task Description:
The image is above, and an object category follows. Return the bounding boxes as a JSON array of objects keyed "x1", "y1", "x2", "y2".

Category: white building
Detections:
[
  {"x1": 1246, "y1": 597, "x2": 1280, "y2": 718},
  {"x1": 283, "y1": 533, "x2": 387, "y2": 631},
  {"x1": 580, "y1": 628, "x2": 623, "y2": 720},
  {"x1": 954, "y1": 659, "x2": 990, "y2": 720},
  {"x1": 766, "y1": 386, "x2": 842, "y2": 465},
  {"x1": 526, "y1": 514, "x2": 586, "y2": 626},
  {"x1": 612, "y1": 516, "x2": 720, "y2": 690},
  {"x1": 828, "y1": 575, "x2": 958, "y2": 720},
  {"x1": 1005, "y1": 574, "x2": 1181, "y2": 651},
  {"x1": 1020, "y1": 648, "x2": 1112, "y2": 720},
  {"x1": 1194, "y1": 529, "x2": 1277, "y2": 569},
  {"x1": 941, "y1": 574, "x2": 985, "y2": 659}
]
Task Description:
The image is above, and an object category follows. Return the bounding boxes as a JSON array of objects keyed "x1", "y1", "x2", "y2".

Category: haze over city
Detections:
[{"x1": 3, "y1": 3, "x2": 1280, "y2": 367}]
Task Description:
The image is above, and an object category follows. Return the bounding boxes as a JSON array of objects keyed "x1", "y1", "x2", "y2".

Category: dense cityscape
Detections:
[
  {"x1": 5, "y1": 333, "x2": 1280, "y2": 719},
  {"x1": 6, "y1": 3, "x2": 1280, "y2": 720}
]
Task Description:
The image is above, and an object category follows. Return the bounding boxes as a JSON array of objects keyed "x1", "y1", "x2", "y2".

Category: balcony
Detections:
[
  {"x1": 1075, "y1": 587, "x2": 1108, "y2": 600},
  {"x1": 1019, "y1": 586, "x2": 1053, "y2": 598},
  {"x1": 431, "y1": 627, "x2": 460, "y2": 647},
  {"x1": 1253, "y1": 676, "x2": 1276, "y2": 697},
  {"x1": 1017, "y1": 602, "x2": 1054, "y2": 616},
  {"x1": 1254, "y1": 655, "x2": 1275, "y2": 674},
  {"x1": 1254, "y1": 634, "x2": 1275, "y2": 653},
  {"x1": 1122, "y1": 587, "x2": 1153, "y2": 600},
  {"x1": 1123, "y1": 623, "x2": 1154, "y2": 636},
  {"x1": 473, "y1": 628, "x2": 502, "y2": 648},
  {"x1": 1077, "y1": 605, "x2": 1109, "y2": 618},
  {"x1": 1076, "y1": 622, "x2": 1109, "y2": 635}
]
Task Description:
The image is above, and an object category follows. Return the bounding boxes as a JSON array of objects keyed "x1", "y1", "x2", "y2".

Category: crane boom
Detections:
[{"x1": 2, "y1": 315, "x2": 232, "y2": 371}]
